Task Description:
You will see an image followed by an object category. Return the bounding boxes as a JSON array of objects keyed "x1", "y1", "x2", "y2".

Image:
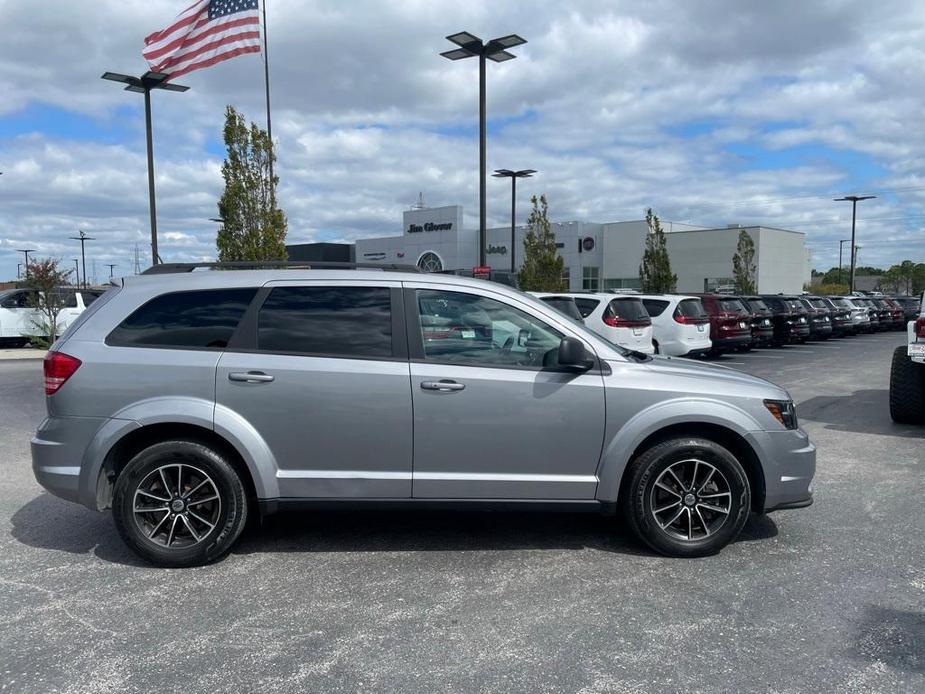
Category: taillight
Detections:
[
  {"x1": 44, "y1": 351, "x2": 81, "y2": 395},
  {"x1": 916, "y1": 317, "x2": 925, "y2": 338},
  {"x1": 673, "y1": 313, "x2": 709, "y2": 325},
  {"x1": 603, "y1": 316, "x2": 651, "y2": 328}
]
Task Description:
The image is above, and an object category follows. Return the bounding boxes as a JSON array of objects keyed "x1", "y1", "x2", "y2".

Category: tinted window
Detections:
[
  {"x1": 573, "y1": 297, "x2": 601, "y2": 318},
  {"x1": 51, "y1": 290, "x2": 78, "y2": 308},
  {"x1": 258, "y1": 286, "x2": 392, "y2": 358},
  {"x1": 763, "y1": 297, "x2": 783, "y2": 311},
  {"x1": 642, "y1": 299, "x2": 670, "y2": 317},
  {"x1": 677, "y1": 298, "x2": 708, "y2": 318},
  {"x1": 829, "y1": 298, "x2": 850, "y2": 307},
  {"x1": 82, "y1": 291, "x2": 103, "y2": 306},
  {"x1": 717, "y1": 298, "x2": 748, "y2": 314},
  {"x1": 539, "y1": 296, "x2": 583, "y2": 322},
  {"x1": 417, "y1": 290, "x2": 562, "y2": 369},
  {"x1": 809, "y1": 299, "x2": 827, "y2": 309},
  {"x1": 108, "y1": 288, "x2": 256, "y2": 349},
  {"x1": 745, "y1": 298, "x2": 768, "y2": 312},
  {"x1": 608, "y1": 298, "x2": 649, "y2": 321}
]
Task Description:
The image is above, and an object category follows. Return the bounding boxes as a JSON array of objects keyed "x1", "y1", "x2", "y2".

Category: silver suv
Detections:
[{"x1": 32, "y1": 264, "x2": 815, "y2": 566}]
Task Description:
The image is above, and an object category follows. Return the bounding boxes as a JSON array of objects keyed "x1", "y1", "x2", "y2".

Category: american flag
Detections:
[{"x1": 143, "y1": 0, "x2": 261, "y2": 80}]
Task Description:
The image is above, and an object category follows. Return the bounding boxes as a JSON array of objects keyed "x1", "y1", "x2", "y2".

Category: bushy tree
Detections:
[
  {"x1": 25, "y1": 258, "x2": 72, "y2": 348},
  {"x1": 216, "y1": 105, "x2": 288, "y2": 262},
  {"x1": 881, "y1": 260, "x2": 925, "y2": 294},
  {"x1": 518, "y1": 194, "x2": 565, "y2": 291},
  {"x1": 638, "y1": 208, "x2": 677, "y2": 293},
  {"x1": 732, "y1": 230, "x2": 757, "y2": 294}
]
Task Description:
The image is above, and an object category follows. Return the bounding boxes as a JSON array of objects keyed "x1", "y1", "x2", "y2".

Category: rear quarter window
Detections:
[
  {"x1": 539, "y1": 297, "x2": 583, "y2": 322},
  {"x1": 641, "y1": 299, "x2": 669, "y2": 317},
  {"x1": 107, "y1": 288, "x2": 257, "y2": 350}
]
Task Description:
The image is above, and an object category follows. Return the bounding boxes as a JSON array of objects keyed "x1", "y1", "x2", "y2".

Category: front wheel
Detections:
[
  {"x1": 622, "y1": 437, "x2": 751, "y2": 557},
  {"x1": 113, "y1": 440, "x2": 249, "y2": 567}
]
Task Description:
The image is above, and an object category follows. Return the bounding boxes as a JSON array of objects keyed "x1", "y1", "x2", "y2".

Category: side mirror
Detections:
[{"x1": 557, "y1": 337, "x2": 593, "y2": 372}]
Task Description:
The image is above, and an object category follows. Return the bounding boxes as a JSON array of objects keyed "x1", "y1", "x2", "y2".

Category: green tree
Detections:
[
  {"x1": 638, "y1": 208, "x2": 677, "y2": 293},
  {"x1": 216, "y1": 105, "x2": 288, "y2": 262},
  {"x1": 881, "y1": 260, "x2": 924, "y2": 294},
  {"x1": 732, "y1": 229, "x2": 757, "y2": 294},
  {"x1": 518, "y1": 194, "x2": 565, "y2": 291},
  {"x1": 25, "y1": 258, "x2": 73, "y2": 348}
]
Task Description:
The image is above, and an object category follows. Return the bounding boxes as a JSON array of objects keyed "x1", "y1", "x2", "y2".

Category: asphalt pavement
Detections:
[{"x1": 0, "y1": 332, "x2": 922, "y2": 693}]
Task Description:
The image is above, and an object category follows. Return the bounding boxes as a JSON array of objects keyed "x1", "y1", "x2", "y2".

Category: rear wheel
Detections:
[
  {"x1": 889, "y1": 346, "x2": 925, "y2": 424},
  {"x1": 113, "y1": 440, "x2": 249, "y2": 567},
  {"x1": 622, "y1": 437, "x2": 751, "y2": 557}
]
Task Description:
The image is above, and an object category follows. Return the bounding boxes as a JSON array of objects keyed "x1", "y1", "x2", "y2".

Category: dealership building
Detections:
[{"x1": 290, "y1": 203, "x2": 811, "y2": 294}]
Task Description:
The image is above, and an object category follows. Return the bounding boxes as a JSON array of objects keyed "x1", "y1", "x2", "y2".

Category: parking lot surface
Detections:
[{"x1": 1, "y1": 333, "x2": 922, "y2": 693}]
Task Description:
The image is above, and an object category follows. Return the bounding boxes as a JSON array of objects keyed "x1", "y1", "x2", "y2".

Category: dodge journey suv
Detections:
[{"x1": 32, "y1": 264, "x2": 815, "y2": 566}]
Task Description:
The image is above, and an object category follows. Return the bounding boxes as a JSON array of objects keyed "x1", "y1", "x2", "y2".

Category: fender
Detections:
[
  {"x1": 595, "y1": 397, "x2": 764, "y2": 502},
  {"x1": 213, "y1": 403, "x2": 280, "y2": 500}
]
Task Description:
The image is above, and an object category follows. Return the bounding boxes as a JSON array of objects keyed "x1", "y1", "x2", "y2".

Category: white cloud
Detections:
[{"x1": 0, "y1": 0, "x2": 924, "y2": 279}]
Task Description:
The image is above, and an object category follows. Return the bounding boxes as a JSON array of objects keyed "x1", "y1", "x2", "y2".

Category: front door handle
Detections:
[
  {"x1": 228, "y1": 371, "x2": 275, "y2": 383},
  {"x1": 420, "y1": 380, "x2": 465, "y2": 392}
]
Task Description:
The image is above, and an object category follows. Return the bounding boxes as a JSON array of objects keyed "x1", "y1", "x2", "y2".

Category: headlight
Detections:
[{"x1": 764, "y1": 399, "x2": 798, "y2": 430}]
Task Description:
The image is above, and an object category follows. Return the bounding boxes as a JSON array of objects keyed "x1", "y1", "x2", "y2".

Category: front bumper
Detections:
[{"x1": 746, "y1": 428, "x2": 816, "y2": 512}]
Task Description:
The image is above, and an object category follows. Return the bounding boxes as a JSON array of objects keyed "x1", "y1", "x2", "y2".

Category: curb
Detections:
[{"x1": 0, "y1": 350, "x2": 48, "y2": 361}]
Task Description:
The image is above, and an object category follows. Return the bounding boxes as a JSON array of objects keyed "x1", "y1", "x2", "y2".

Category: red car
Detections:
[{"x1": 692, "y1": 294, "x2": 753, "y2": 355}]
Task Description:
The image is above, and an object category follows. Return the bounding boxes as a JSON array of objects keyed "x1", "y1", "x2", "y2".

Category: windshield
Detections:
[{"x1": 829, "y1": 298, "x2": 850, "y2": 307}]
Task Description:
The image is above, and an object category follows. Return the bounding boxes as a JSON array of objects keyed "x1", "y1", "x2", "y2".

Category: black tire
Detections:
[
  {"x1": 653, "y1": 341, "x2": 660, "y2": 355},
  {"x1": 889, "y1": 346, "x2": 925, "y2": 424},
  {"x1": 621, "y1": 437, "x2": 751, "y2": 557},
  {"x1": 113, "y1": 440, "x2": 249, "y2": 567}
]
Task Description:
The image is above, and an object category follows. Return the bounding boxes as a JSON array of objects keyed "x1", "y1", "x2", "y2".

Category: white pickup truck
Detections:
[{"x1": 889, "y1": 291, "x2": 925, "y2": 423}]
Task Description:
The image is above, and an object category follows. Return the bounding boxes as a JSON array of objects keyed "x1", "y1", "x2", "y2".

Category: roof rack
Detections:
[{"x1": 141, "y1": 261, "x2": 423, "y2": 275}]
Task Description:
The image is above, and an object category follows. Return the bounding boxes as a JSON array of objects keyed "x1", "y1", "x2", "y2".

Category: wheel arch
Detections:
[
  {"x1": 96, "y1": 423, "x2": 260, "y2": 512},
  {"x1": 615, "y1": 422, "x2": 766, "y2": 513}
]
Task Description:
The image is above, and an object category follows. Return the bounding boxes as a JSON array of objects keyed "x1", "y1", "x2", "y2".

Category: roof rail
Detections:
[{"x1": 141, "y1": 261, "x2": 423, "y2": 275}]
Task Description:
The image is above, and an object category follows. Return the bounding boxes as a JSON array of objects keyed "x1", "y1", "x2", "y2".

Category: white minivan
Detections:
[
  {"x1": 0, "y1": 287, "x2": 102, "y2": 347},
  {"x1": 560, "y1": 292, "x2": 655, "y2": 354},
  {"x1": 639, "y1": 294, "x2": 712, "y2": 357}
]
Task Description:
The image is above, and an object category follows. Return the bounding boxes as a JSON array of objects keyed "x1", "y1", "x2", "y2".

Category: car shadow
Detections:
[
  {"x1": 10, "y1": 494, "x2": 778, "y2": 566},
  {"x1": 799, "y1": 390, "x2": 925, "y2": 439}
]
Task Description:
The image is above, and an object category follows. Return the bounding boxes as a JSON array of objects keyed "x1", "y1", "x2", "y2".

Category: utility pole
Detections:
[
  {"x1": 838, "y1": 239, "x2": 851, "y2": 285},
  {"x1": 70, "y1": 231, "x2": 95, "y2": 289},
  {"x1": 73, "y1": 259, "x2": 80, "y2": 287},
  {"x1": 834, "y1": 195, "x2": 875, "y2": 293},
  {"x1": 16, "y1": 249, "x2": 35, "y2": 279}
]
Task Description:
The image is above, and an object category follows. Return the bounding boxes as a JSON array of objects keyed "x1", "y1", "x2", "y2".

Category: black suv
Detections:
[
  {"x1": 739, "y1": 296, "x2": 775, "y2": 347},
  {"x1": 759, "y1": 295, "x2": 811, "y2": 346},
  {"x1": 800, "y1": 296, "x2": 833, "y2": 340},
  {"x1": 818, "y1": 296, "x2": 854, "y2": 336}
]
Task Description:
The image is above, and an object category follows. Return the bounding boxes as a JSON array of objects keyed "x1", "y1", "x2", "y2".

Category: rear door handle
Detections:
[
  {"x1": 228, "y1": 371, "x2": 275, "y2": 383},
  {"x1": 420, "y1": 380, "x2": 465, "y2": 392}
]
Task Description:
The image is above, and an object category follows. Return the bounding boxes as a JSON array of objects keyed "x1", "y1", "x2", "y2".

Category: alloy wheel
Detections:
[
  {"x1": 132, "y1": 463, "x2": 221, "y2": 548},
  {"x1": 650, "y1": 458, "x2": 732, "y2": 541}
]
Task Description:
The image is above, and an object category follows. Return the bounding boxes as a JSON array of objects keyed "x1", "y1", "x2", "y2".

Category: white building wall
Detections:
[{"x1": 755, "y1": 227, "x2": 810, "y2": 294}]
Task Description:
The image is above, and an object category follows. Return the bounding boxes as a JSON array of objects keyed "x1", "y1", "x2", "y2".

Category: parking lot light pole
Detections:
[
  {"x1": 441, "y1": 32, "x2": 527, "y2": 268},
  {"x1": 834, "y1": 195, "x2": 876, "y2": 293},
  {"x1": 106, "y1": 264, "x2": 117, "y2": 279},
  {"x1": 493, "y1": 169, "x2": 535, "y2": 272},
  {"x1": 101, "y1": 71, "x2": 190, "y2": 266},
  {"x1": 70, "y1": 231, "x2": 95, "y2": 289},
  {"x1": 16, "y1": 249, "x2": 35, "y2": 279}
]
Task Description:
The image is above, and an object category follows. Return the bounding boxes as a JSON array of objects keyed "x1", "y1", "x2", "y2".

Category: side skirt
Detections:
[{"x1": 258, "y1": 498, "x2": 617, "y2": 516}]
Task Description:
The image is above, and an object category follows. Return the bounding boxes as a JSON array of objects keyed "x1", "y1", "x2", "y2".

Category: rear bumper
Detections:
[
  {"x1": 711, "y1": 334, "x2": 751, "y2": 351},
  {"x1": 746, "y1": 428, "x2": 816, "y2": 512},
  {"x1": 31, "y1": 415, "x2": 134, "y2": 510}
]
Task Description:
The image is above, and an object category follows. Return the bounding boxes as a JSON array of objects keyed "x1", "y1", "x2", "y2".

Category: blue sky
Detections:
[{"x1": 1, "y1": 0, "x2": 923, "y2": 281}]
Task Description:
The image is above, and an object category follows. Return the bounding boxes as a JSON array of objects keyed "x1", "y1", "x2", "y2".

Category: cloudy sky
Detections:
[{"x1": 1, "y1": 0, "x2": 924, "y2": 282}]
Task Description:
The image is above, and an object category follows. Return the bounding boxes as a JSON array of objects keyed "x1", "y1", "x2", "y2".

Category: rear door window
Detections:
[
  {"x1": 573, "y1": 297, "x2": 601, "y2": 318},
  {"x1": 108, "y1": 288, "x2": 257, "y2": 350},
  {"x1": 717, "y1": 298, "x2": 748, "y2": 314},
  {"x1": 257, "y1": 286, "x2": 392, "y2": 358}
]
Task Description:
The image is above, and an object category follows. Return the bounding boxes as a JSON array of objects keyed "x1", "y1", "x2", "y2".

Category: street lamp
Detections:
[
  {"x1": 106, "y1": 264, "x2": 117, "y2": 278},
  {"x1": 70, "y1": 231, "x2": 95, "y2": 289},
  {"x1": 837, "y1": 239, "x2": 852, "y2": 285},
  {"x1": 16, "y1": 249, "x2": 35, "y2": 278},
  {"x1": 492, "y1": 169, "x2": 535, "y2": 272},
  {"x1": 101, "y1": 71, "x2": 190, "y2": 266},
  {"x1": 834, "y1": 195, "x2": 876, "y2": 293},
  {"x1": 441, "y1": 31, "x2": 527, "y2": 268}
]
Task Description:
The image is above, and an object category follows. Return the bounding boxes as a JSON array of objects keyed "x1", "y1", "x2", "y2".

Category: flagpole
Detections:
[{"x1": 261, "y1": 0, "x2": 274, "y2": 191}]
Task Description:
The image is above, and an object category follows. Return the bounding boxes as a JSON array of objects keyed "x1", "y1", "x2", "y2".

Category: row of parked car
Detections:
[{"x1": 530, "y1": 291, "x2": 921, "y2": 358}]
